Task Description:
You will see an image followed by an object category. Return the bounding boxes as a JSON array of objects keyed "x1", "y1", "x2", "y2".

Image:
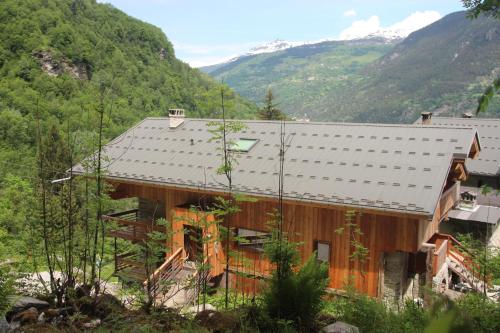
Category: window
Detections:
[
  {"x1": 314, "y1": 241, "x2": 330, "y2": 264},
  {"x1": 230, "y1": 139, "x2": 258, "y2": 152},
  {"x1": 236, "y1": 228, "x2": 270, "y2": 251}
]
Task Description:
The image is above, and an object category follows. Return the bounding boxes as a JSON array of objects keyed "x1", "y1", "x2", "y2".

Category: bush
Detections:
[
  {"x1": 454, "y1": 293, "x2": 500, "y2": 333},
  {"x1": 0, "y1": 265, "x2": 14, "y2": 316},
  {"x1": 263, "y1": 255, "x2": 329, "y2": 331}
]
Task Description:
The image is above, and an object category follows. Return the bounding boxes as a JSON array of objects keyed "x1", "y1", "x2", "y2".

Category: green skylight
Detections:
[{"x1": 230, "y1": 138, "x2": 258, "y2": 152}]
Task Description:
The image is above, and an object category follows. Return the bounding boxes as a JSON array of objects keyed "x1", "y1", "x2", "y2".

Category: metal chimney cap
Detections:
[{"x1": 168, "y1": 108, "x2": 185, "y2": 117}]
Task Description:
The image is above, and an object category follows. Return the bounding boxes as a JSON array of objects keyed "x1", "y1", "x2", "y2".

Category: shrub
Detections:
[
  {"x1": 263, "y1": 255, "x2": 329, "y2": 331},
  {"x1": 0, "y1": 265, "x2": 14, "y2": 316}
]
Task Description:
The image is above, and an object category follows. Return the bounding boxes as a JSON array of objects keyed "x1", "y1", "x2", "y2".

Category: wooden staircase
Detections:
[
  {"x1": 432, "y1": 233, "x2": 487, "y2": 293},
  {"x1": 143, "y1": 248, "x2": 211, "y2": 308}
]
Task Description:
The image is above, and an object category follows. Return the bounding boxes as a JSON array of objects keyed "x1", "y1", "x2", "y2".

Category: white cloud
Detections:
[
  {"x1": 339, "y1": 10, "x2": 442, "y2": 40},
  {"x1": 186, "y1": 56, "x2": 238, "y2": 68},
  {"x1": 339, "y1": 15, "x2": 380, "y2": 39},
  {"x1": 173, "y1": 41, "x2": 261, "y2": 67},
  {"x1": 388, "y1": 10, "x2": 442, "y2": 35},
  {"x1": 343, "y1": 9, "x2": 357, "y2": 17}
]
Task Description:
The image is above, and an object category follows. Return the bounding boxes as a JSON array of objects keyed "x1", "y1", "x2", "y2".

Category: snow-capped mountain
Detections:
[
  {"x1": 244, "y1": 39, "x2": 306, "y2": 56},
  {"x1": 200, "y1": 34, "x2": 400, "y2": 70}
]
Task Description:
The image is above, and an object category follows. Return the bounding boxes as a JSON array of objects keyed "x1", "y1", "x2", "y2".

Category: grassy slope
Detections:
[
  {"x1": 205, "y1": 11, "x2": 500, "y2": 123},
  {"x1": 207, "y1": 39, "x2": 394, "y2": 119}
]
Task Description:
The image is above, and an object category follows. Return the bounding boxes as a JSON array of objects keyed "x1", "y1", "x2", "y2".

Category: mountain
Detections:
[
  {"x1": 0, "y1": 0, "x2": 257, "y2": 179},
  {"x1": 202, "y1": 11, "x2": 500, "y2": 123}
]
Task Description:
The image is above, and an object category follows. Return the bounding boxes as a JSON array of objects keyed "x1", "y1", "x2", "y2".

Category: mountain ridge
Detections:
[{"x1": 202, "y1": 11, "x2": 500, "y2": 123}]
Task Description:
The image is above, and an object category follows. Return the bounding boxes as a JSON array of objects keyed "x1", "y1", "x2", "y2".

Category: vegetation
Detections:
[
  {"x1": 463, "y1": 0, "x2": 500, "y2": 19},
  {"x1": 203, "y1": 11, "x2": 500, "y2": 122},
  {"x1": 0, "y1": 1, "x2": 498, "y2": 333},
  {"x1": 0, "y1": 0, "x2": 257, "y2": 180},
  {"x1": 258, "y1": 88, "x2": 286, "y2": 120},
  {"x1": 462, "y1": 0, "x2": 500, "y2": 114}
]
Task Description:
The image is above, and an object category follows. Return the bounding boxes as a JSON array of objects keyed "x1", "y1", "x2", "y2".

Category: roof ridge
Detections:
[
  {"x1": 143, "y1": 117, "x2": 478, "y2": 130},
  {"x1": 433, "y1": 116, "x2": 500, "y2": 122}
]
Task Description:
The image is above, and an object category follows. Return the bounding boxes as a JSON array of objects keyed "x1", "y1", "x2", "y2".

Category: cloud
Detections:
[
  {"x1": 173, "y1": 41, "x2": 260, "y2": 67},
  {"x1": 339, "y1": 10, "x2": 442, "y2": 40},
  {"x1": 343, "y1": 9, "x2": 357, "y2": 17},
  {"x1": 388, "y1": 10, "x2": 442, "y2": 35},
  {"x1": 339, "y1": 15, "x2": 380, "y2": 39},
  {"x1": 186, "y1": 56, "x2": 238, "y2": 68}
]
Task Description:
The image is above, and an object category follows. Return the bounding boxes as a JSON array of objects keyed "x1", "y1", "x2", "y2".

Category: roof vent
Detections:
[
  {"x1": 421, "y1": 112, "x2": 432, "y2": 125},
  {"x1": 462, "y1": 112, "x2": 473, "y2": 118},
  {"x1": 168, "y1": 108, "x2": 185, "y2": 128}
]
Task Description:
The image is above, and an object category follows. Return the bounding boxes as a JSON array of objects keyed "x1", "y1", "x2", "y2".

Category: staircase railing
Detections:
[
  {"x1": 185, "y1": 256, "x2": 211, "y2": 306},
  {"x1": 432, "y1": 233, "x2": 486, "y2": 291},
  {"x1": 144, "y1": 247, "x2": 185, "y2": 295}
]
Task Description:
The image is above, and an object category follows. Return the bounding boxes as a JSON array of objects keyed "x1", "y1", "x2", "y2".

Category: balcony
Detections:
[
  {"x1": 103, "y1": 209, "x2": 166, "y2": 242},
  {"x1": 437, "y1": 182, "x2": 460, "y2": 221}
]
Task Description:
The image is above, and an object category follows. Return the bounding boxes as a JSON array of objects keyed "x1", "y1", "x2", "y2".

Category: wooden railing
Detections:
[
  {"x1": 104, "y1": 209, "x2": 165, "y2": 242},
  {"x1": 143, "y1": 247, "x2": 185, "y2": 295},
  {"x1": 438, "y1": 182, "x2": 460, "y2": 219},
  {"x1": 115, "y1": 252, "x2": 147, "y2": 281},
  {"x1": 431, "y1": 233, "x2": 485, "y2": 290},
  {"x1": 433, "y1": 239, "x2": 448, "y2": 275},
  {"x1": 185, "y1": 256, "x2": 211, "y2": 306}
]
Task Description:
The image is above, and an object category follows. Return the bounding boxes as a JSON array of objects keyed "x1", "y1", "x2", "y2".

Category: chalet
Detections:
[{"x1": 73, "y1": 110, "x2": 482, "y2": 304}]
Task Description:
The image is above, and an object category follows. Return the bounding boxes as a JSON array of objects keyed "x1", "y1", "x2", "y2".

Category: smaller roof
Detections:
[
  {"x1": 416, "y1": 117, "x2": 500, "y2": 176},
  {"x1": 448, "y1": 205, "x2": 500, "y2": 224}
]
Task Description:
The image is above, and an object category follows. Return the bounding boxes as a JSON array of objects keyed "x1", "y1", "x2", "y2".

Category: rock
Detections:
[
  {"x1": 159, "y1": 48, "x2": 168, "y2": 60},
  {"x1": 186, "y1": 303, "x2": 216, "y2": 314},
  {"x1": 6, "y1": 296, "x2": 49, "y2": 323},
  {"x1": 0, "y1": 317, "x2": 10, "y2": 333},
  {"x1": 12, "y1": 307, "x2": 38, "y2": 326},
  {"x1": 43, "y1": 309, "x2": 59, "y2": 320},
  {"x1": 82, "y1": 319, "x2": 101, "y2": 329},
  {"x1": 74, "y1": 284, "x2": 91, "y2": 298},
  {"x1": 322, "y1": 321, "x2": 359, "y2": 333},
  {"x1": 94, "y1": 294, "x2": 122, "y2": 318},
  {"x1": 195, "y1": 310, "x2": 239, "y2": 332}
]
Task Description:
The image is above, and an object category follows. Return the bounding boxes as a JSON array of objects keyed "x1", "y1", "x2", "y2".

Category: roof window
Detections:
[{"x1": 230, "y1": 138, "x2": 258, "y2": 152}]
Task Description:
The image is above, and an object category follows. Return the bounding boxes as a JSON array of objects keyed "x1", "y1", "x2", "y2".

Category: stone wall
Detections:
[{"x1": 382, "y1": 251, "x2": 408, "y2": 308}]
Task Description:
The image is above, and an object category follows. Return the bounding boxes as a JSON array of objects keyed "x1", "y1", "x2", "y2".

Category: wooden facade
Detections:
[{"x1": 106, "y1": 177, "x2": 459, "y2": 298}]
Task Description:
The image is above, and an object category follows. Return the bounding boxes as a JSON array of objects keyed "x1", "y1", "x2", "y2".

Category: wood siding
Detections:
[{"x1": 110, "y1": 181, "x2": 428, "y2": 297}]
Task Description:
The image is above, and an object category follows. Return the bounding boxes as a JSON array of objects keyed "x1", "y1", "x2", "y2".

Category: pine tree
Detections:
[{"x1": 258, "y1": 88, "x2": 285, "y2": 120}]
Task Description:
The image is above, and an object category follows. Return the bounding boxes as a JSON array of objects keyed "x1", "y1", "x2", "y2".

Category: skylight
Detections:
[{"x1": 230, "y1": 138, "x2": 258, "y2": 152}]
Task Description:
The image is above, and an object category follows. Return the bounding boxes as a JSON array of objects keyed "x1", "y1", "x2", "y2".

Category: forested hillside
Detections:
[
  {"x1": 203, "y1": 11, "x2": 500, "y2": 123},
  {"x1": 0, "y1": 0, "x2": 257, "y2": 180}
]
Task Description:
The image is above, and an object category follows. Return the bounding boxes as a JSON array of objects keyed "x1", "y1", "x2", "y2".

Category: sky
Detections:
[{"x1": 98, "y1": 0, "x2": 465, "y2": 67}]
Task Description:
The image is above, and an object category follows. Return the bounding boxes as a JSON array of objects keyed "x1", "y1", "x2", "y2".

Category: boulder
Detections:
[
  {"x1": 0, "y1": 317, "x2": 10, "y2": 333},
  {"x1": 322, "y1": 321, "x2": 360, "y2": 333},
  {"x1": 186, "y1": 303, "x2": 216, "y2": 314},
  {"x1": 6, "y1": 296, "x2": 49, "y2": 322},
  {"x1": 195, "y1": 310, "x2": 239, "y2": 332},
  {"x1": 12, "y1": 307, "x2": 38, "y2": 326},
  {"x1": 94, "y1": 294, "x2": 122, "y2": 318},
  {"x1": 82, "y1": 319, "x2": 101, "y2": 329}
]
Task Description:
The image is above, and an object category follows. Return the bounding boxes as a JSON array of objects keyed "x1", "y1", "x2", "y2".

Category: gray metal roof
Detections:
[
  {"x1": 448, "y1": 206, "x2": 500, "y2": 224},
  {"x1": 73, "y1": 118, "x2": 479, "y2": 216},
  {"x1": 416, "y1": 117, "x2": 500, "y2": 176}
]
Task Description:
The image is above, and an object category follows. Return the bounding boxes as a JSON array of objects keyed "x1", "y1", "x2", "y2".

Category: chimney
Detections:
[
  {"x1": 168, "y1": 108, "x2": 185, "y2": 128},
  {"x1": 462, "y1": 112, "x2": 473, "y2": 119},
  {"x1": 421, "y1": 112, "x2": 432, "y2": 125}
]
